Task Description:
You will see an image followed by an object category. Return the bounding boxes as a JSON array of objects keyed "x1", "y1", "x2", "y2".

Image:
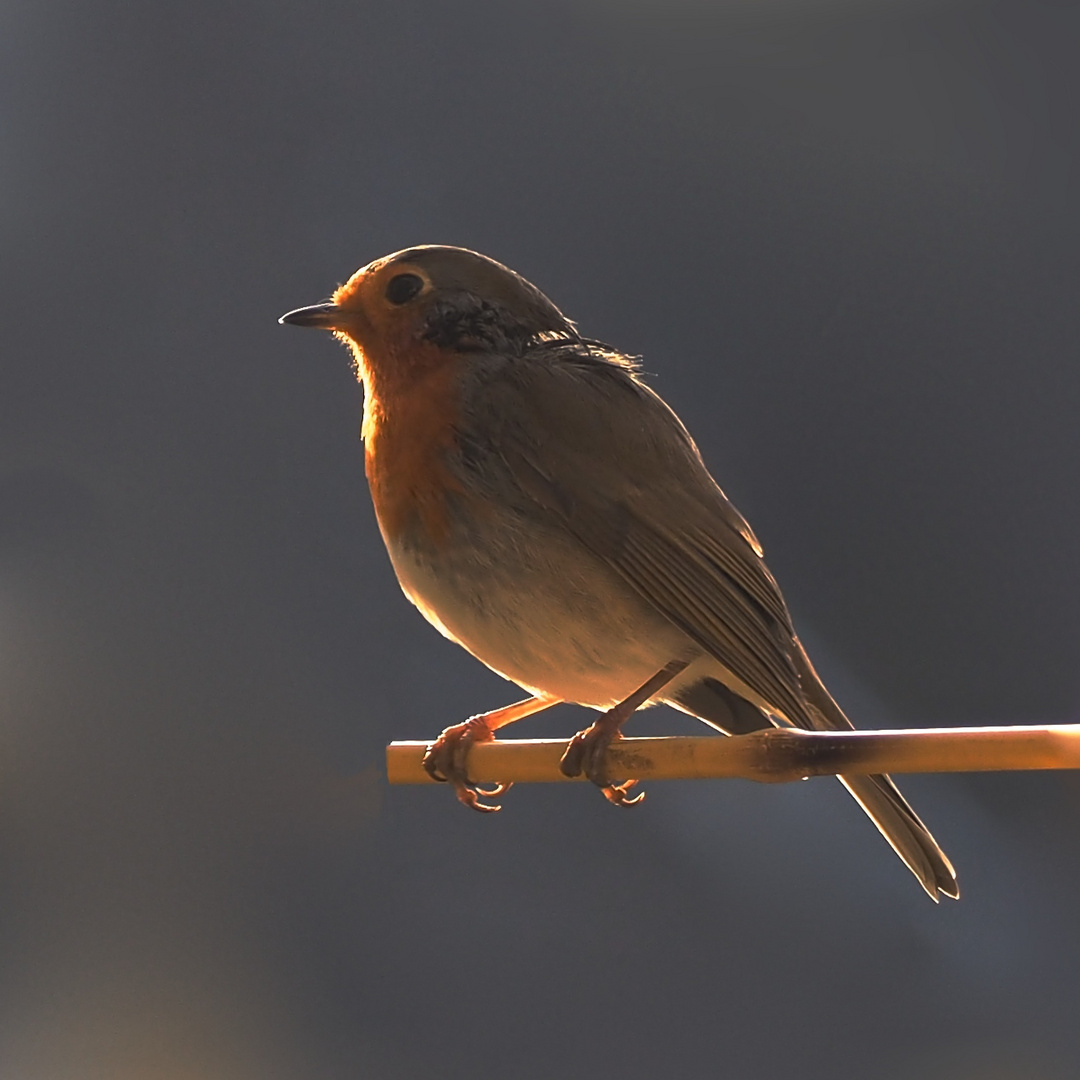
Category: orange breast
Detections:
[{"x1": 363, "y1": 352, "x2": 466, "y2": 546}]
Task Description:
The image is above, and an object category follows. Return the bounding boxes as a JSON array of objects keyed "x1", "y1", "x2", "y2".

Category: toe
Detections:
[
  {"x1": 560, "y1": 730, "x2": 589, "y2": 778},
  {"x1": 601, "y1": 780, "x2": 645, "y2": 807},
  {"x1": 423, "y1": 717, "x2": 508, "y2": 811},
  {"x1": 455, "y1": 782, "x2": 503, "y2": 813}
]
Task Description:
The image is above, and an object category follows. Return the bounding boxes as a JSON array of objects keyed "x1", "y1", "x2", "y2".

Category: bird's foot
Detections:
[
  {"x1": 560, "y1": 721, "x2": 644, "y2": 807},
  {"x1": 422, "y1": 716, "x2": 512, "y2": 813}
]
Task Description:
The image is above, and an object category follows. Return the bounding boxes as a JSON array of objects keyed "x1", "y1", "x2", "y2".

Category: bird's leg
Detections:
[
  {"x1": 560, "y1": 659, "x2": 689, "y2": 806},
  {"x1": 423, "y1": 694, "x2": 561, "y2": 812}
]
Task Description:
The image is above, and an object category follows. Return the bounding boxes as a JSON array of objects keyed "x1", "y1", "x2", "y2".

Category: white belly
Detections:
[{"x1": 382, "y1": 517, "x2": 695, "y2": 709}]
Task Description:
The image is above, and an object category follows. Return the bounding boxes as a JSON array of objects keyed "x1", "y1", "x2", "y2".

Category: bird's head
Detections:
[{"x1": 280, "y1": 245, "x2": 576, "y2": 386}]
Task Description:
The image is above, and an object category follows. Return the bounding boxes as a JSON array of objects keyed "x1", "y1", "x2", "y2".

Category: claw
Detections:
[{"x1": 473, "y1": 781, "x2": 512, "y2": 798}]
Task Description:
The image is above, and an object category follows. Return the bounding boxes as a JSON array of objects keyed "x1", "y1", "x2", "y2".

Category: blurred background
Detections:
[{"x1": 3, "y1": 0, "x2": 1080, "y2": 1076}]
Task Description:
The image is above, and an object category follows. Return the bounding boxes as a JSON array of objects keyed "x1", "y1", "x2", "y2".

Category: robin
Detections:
[{"x1": 280, "y1": 245, "x2": 958, "y2": 901}]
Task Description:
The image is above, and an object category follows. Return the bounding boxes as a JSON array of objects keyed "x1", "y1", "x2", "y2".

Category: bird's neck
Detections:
[{"x1": 354, "y1": 337, "x2": 454, "y2": 437}]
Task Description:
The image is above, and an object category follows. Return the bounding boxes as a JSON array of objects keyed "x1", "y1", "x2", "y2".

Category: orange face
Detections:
[
  {"x1": 319, "y1": 255, "x2": 441, "y2": 389},
  {"x1": 333, "y1": 255, "x2": 431, "y2": 341}
]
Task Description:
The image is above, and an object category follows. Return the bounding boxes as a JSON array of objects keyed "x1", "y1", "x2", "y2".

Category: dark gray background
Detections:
[{"x1": 3, "y1": 1, "x2": 1080, "y2": 1076}]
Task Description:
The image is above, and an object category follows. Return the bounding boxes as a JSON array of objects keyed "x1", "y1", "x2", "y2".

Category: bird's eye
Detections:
[{"x1": 385, "y1": 273, "x2": 424, "y2": 305}]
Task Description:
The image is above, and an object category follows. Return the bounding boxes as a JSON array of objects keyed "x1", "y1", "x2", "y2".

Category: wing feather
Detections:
[{"x1": 472, "y1": 350, "x2": 815, "y2": 727}]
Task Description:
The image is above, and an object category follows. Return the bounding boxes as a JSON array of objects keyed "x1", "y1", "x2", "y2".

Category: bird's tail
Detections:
[
  {"x1": 670, "y1": 648, "x2": 959, "y2": 900},
  {"x1": 792, "y1": 640, "x2": 959, "y2": 901}
]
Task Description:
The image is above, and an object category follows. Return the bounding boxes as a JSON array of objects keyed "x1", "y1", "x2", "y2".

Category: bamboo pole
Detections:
[{"x1": 386, "y1": 725, "x2": 1080, "y2": 786}]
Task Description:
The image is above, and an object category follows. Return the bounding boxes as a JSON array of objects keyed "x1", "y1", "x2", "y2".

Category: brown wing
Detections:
[{"x1": 469, "y1": 348, "x2": 816, "y2": 729}]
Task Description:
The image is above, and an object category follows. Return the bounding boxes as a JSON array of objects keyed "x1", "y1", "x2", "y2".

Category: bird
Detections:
[{"x1": 280, "y1": 244, "x2": 958, "y2": 901}]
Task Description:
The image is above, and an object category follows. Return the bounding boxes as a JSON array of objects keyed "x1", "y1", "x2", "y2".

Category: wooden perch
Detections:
[{"x1": 386, "y1": 725, "x2": 1080, "y2": 786}]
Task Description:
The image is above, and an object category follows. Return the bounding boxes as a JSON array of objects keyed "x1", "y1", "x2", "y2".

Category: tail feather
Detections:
[
  {"x1": 669, "y1": 648, "x2": 960, "y2": 901},
  {"x1": 794, "y1": 638, "x2": 959, "y2": 900}
]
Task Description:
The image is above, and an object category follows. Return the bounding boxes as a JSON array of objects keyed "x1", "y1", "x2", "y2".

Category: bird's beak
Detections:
[{"x1": 279, "y1": 302, "x2": 342, "y2": 329}]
